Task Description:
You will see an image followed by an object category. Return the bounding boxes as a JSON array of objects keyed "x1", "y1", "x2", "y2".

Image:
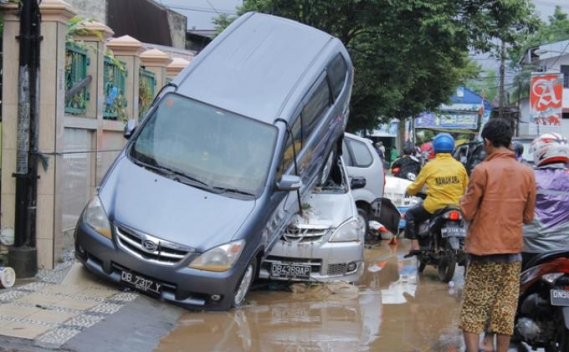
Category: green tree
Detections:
[
  {"x1": 214, "y1": 0, "x2": 538, "y2": 135},
  {"x1": 469, "y1": 70, "x2": 498, "y2": 103}
]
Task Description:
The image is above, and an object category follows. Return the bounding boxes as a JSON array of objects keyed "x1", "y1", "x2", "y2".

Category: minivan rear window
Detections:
[
  {"x1": 328, "y1": 54, "x2": 347, "y2": 100},
  {"x1": 130, "y1": 94, "x2": 277, "y2": 197}
]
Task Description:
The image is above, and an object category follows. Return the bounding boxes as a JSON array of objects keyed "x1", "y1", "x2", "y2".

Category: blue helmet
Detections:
[{"x1": 433, "y1": 133, "x2": 455, "y2": 153}]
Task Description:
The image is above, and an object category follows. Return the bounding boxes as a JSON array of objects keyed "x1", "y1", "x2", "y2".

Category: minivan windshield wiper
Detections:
[
  {"x1": 132, "y1": 158, "x2": 210, "y2": 188},
  {"x1": 211, "y1": 186, "x2": 255, "y2": 197}
]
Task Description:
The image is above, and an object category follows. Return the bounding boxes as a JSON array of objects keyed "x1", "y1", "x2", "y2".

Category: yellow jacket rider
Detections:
[{"x1": 404, "y1": 133, "x2": 469, "y2": 257}]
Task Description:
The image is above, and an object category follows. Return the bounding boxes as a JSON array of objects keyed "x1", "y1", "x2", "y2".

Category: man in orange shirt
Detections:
[{"x1": 459, "y1": 118, "x2": 536, "y2": 352}]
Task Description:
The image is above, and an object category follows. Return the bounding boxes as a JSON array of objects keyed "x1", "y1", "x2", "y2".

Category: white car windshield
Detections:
[{"x1": 130, "y1": 94, "x2": 277, "y2": 197}]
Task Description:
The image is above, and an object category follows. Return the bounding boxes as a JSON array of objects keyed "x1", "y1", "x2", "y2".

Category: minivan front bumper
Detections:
[
  {"x1": 75, "y1": 220, "x2": 245, "y2": 311},
  {"x1": 258, "y1": 239, "x2": 364, "y2": 282}
]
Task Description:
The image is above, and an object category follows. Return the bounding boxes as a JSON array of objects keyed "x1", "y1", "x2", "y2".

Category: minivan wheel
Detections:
[{"x1": 232, "y1": 259, "x2": 256, "y2": 308}]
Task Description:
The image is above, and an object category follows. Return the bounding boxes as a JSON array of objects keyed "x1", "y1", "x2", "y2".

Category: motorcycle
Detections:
[
  {"x1": 414, "y1": 201, "x2": 467, "y2": 283},
  {"x1": 391, "y1": 167, "x2": 417, "y2": 181},
  {"x1": 514, "y1": 250, "x2": 569, "y2": 352}
]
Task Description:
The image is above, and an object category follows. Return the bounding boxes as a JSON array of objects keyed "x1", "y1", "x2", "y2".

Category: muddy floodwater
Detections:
[{"x1": 157, "y1": 240, "x2": 466, "y2": 352}]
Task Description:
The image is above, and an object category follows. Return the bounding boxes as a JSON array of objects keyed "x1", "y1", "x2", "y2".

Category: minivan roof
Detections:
[{"x1": 175, "y1": 12, "x2": 335, "y2": 124}]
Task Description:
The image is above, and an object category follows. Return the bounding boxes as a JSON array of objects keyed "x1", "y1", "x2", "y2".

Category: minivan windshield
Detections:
[{"x1": 130, "y1": 94, "x2": 277, "y2": 197}]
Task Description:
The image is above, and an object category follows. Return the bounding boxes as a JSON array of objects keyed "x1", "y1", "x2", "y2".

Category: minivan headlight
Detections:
[
  {"x1": 83, "y1": 196, "x2": 112, "y2": 239},
  {"x1": 329, "y1": 220, "x2": 362, "y2": 242},
  {"x1": 189, "y1": 240, "x2": 245, "y2": 272}
]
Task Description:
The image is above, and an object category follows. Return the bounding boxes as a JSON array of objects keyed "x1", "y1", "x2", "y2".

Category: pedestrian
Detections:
[
  {"x1": 374, "y1": 142, "x2": 385, "y2": 159},
  {"x1": 459, "y1": 118, "x2": 536, "y2": 352},
  {"x1": 390, "y1": 147, "x2": 398, "y2": 163}
]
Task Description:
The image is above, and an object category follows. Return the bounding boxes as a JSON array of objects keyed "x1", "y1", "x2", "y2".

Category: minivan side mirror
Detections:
[
  {"x1": 350, "y1": 176, "x2": 366, "y2": 190},
  {"x1": 124, "y1": 119, "x2": 137, "y2": 139},
  {"x1": 277, "y1": 175, "x2": 302, "y2": 191}
]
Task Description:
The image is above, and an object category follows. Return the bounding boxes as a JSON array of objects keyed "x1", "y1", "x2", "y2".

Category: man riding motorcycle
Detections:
[
  {"x1": 403, "y1": 133, "x2": 469, "y2": 257},
  {"x1": 391, "y1": 146, "x2": 422, "y2": 180},
  {"x1": 522, "y1": 132, "x2": 569, "y2": 265}
]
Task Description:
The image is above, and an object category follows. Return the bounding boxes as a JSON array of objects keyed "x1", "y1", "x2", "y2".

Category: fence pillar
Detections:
[
  {"x1": 36, "y1": 0, "x2": 76, "y2": 268},
  {"x1": 0, "y1": 3, "x2": 21, "y2": 257},
  {"x1": 106, "y1": 35, "x2": 144, "y2": 121},
  {"x1": 166, "y1": 57, "x2": 190, "y2": 81},
  {"x1": 140, "y1": 49, "x2": 172, "y2": 92}
]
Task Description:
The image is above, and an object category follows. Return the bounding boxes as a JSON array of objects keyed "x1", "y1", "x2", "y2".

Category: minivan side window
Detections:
[
  {"x1": 301, "y1": 75, "x2": 331, "y2": 140},
  {"x1": 277, "y1": 116, "x2": 302, "y2": 179},
  {"x1": 347, "y1": 139, "x2": 373, "y2": 167},
  {"x1": 328, "y1": 54, "x2": 347, "y2": 100}
]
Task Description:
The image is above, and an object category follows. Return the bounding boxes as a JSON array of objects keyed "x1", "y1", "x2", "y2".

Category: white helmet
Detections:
[{"x1": 530, "y1": 133, "x2": 569, "y2": 167}]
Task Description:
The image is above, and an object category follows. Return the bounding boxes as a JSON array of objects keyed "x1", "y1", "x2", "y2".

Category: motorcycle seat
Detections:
[
  {"x1": 523, "y1": 250, "x2": 569, "y2": 271},
  {"x1": 428, "y1": 205, "x2": 463, "y2": 231}
]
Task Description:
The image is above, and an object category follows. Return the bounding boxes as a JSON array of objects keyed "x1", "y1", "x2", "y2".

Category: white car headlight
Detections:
[
  {"x1": 83, "y1": 196, "x2": 112, "y2": 239},
  {"x1": 189, "y1": 240, "x2": 245, "y2": 272},
  {"x1": 329, "y1": 220, "x2": 362, "y2": 242}
]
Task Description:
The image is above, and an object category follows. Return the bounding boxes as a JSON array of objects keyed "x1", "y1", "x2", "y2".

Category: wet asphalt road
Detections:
[{"x1": 156, "y1": 240, "x2": 468, "y2": 352}]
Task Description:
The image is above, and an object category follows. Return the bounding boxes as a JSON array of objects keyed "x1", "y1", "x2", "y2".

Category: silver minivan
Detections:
[
  {"x1": 75, "y1": 13, "x2": 354, "y2": 310},
  {"x1": 259, "y1": 157, "x2": 365, "y2": 283}
]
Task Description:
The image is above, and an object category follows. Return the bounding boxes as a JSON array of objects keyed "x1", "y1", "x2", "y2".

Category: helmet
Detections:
[
  {"x1": 512, "y1": 141, "x2": 524, "y2": 160},
  {"x1": 433, "y1": 133, "x2": 455, "y2": 154},
  {"x1": 530, "y1": 133, "x2": 569, "y2": 167}
]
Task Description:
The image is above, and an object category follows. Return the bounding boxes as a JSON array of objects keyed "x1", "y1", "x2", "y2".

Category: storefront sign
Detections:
[{"x1": 530, "y1": 73, "x2": 563, "y2": 126}]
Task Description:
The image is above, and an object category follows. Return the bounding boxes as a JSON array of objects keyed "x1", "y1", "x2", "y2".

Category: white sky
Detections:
[{"x1": 158, "y1": 0, "x2": 243, "y2": 30}]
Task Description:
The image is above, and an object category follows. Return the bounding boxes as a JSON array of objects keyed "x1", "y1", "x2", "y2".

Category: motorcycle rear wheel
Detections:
[
  {"x1": 437, "y1": 241, "x2": 456, "y2": 283},
  {"x1": 546, "y1": 316, "x2": 569, "y2": 352}
]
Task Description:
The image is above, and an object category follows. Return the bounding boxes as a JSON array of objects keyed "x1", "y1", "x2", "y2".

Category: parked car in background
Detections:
[
  {"x1": 342, "y1": 133, "x2": 400, "y2": 237},
  {"x1": 75, "y1": 12, "x2": 354, "y2": 311},
  {"x1": 259, "y1": 157, "x2": 365, "y2": 283}
]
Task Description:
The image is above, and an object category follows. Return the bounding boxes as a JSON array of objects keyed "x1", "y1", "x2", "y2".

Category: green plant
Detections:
[
  {"x1": 116, "y1": 94, "x2": 128, "y2": 122},
  {"x1": 139, "y1": 76, "x2": 153, "y2": 120}
]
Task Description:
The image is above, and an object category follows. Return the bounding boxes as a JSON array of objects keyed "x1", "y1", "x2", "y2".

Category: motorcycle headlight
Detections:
[
  {"x1": 189, "y1": 240, "x2": 245, "y2": 272},
  {"x1": 329, "y1": 220, "x2": 362, "y2": 242},
  {"x1": 83, "y1": 196, "x2": 111, "y2": 239}
]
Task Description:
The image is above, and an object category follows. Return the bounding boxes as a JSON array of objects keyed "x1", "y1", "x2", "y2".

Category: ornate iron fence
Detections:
[
  {"x1": 65, "y1": 43, "x2": 89, "y2": 115},
  {"x1": 139, "y1": 67, "x2": 156, "y2": 120},
  {"x1": 103, "y1": 56, "x2": 127, "y2": 120}
]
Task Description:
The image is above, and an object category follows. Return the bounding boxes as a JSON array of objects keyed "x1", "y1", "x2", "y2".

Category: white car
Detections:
[
  {"x1": 259, "y1": 157, "x2": 365, "y2": 282},
  {"x1": 343, "y1": 133, "x2": 400, "y2": 235}
]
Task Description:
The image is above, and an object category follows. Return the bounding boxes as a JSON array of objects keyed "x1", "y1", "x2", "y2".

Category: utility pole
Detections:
[
  {"x1": 9, "y1": 0, "x2": 41, "y2": 278},
  {"x1": 499, "y1": 39, "x2": 506, "y2": 120}
]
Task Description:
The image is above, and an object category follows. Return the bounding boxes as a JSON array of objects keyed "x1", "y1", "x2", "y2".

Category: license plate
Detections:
[
  {"x1": 270, "y1": 263, "x2": 311, "y2": 280},
  {"x1": 441, "y1": 227, "x2": 466, "y2": 238},
  {"x1": 551, "y1": 289, "x2": 569, "y2": 307},
  {"x1": 120, "y1": 270, "x2": 162, "y2": 295}
]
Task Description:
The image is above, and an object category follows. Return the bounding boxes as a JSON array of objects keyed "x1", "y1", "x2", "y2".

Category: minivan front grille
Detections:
[
  {"x1": 115, "y1": 225, "x2": 193, "y2": 265},
  {"x1": 281, "y1": 225, "x2": 329, "y2": 243}
]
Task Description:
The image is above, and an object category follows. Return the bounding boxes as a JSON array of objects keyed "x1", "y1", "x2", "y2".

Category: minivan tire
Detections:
[{"x1": 232, "y1": 259, "x2": 257, "y2": 308}]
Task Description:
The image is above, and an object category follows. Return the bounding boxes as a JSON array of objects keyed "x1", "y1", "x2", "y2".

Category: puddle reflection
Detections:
[{"x1": 157, "y1": 241, "x2": 466, "y2": 352}]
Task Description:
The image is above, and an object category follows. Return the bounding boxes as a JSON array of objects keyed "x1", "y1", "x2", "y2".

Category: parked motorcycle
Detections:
[
  {"x1": 514, "y1": 250, "x2": 569, "y2": 352},
  {"x1": 415, "y1": 203, "x2": 466, "y2": 283}
]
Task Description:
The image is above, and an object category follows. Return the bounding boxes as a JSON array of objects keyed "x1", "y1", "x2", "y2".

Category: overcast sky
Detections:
[{"x1": 157, "y1": 0, "x2": 242, "y2": 30}]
